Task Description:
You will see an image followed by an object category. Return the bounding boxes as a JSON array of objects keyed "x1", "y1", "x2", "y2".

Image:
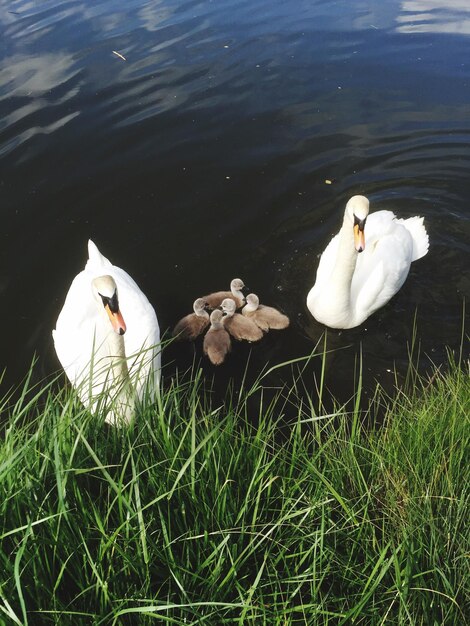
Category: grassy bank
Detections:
[{"x1": 0, "y1": 354, "x2": 468, "y2": 625}]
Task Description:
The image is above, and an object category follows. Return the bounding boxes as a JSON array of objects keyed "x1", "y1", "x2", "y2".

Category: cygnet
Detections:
[
  {"x1": 173, "y1": 298, "x2": 210, "y2": 340},
  {"x1": 221, "y1": 298, "x2": 264, "y2": 342},
  {"x1": 201, "y1": 278, "x2": 245, "y2": 310},
  {"x1": 242, "y1": 293, "x2": 290, "y2": 331},
  {"x1": 203, "y1": 309, "x2": 232, "y2": 365}
]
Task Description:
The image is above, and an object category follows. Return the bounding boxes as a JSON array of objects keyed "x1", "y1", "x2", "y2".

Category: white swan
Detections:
[
  {"x1": 306, "y1": 195, "x2": 429, "y2": 329},
  {"x1": 52, "y1": 240, "x2": 160, "y2": 423}
]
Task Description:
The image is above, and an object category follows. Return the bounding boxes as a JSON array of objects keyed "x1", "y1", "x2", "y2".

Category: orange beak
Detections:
[
  {"x1": 105, "y1": 304, "x2": 127, "y2": 335},
  {"x1": 353, "y1": 223, "x2": 365, "y2": 253}
]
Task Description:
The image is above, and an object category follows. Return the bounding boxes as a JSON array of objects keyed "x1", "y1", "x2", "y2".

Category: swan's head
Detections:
[
  {"x1": 230, "y1": 278, "x2": 245, "y2": 292},
  {"x1": 345, "y1": 195, "x2": 369, "y2": 253},
  {"x1": 221, "y1": 298, "x2": 236, "y2": 316},
  {"x1": 92, "y1": 275, "x2": 127, "y2": 336}
]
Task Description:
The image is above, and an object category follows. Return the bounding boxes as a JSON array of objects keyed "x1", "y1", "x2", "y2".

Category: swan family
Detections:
[{"x1": 53, "y1": 195, "x2": 428, "y2": 422}]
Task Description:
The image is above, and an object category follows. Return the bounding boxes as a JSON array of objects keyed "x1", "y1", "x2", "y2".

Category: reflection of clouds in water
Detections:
[
  {"x1": 0, "y1": 52, "x2": 80, "y2": 98},
  {"x1": 0, "y1": 52, "x2": 81, "y2": 157},
  {"x1": 397, "y1": 0, "x2": 470, "y2": 34},
  {"x1": 137, "y1": 1, "x2": 179, "y2": 33},
  {"x1": 110, "y1": 63, "x2": 192, "y2": 128},
  {"x1": 0, "y1": 5, "x2": 17, "y2": 26},
  {"x1": 0, "y1": 111, "x2": 80, "y2": 158},
  {"x1": 0, "y1": 1, "x2": 146, "y2": 43}
]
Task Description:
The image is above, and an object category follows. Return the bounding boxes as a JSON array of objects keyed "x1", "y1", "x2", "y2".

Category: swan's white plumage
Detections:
[
  {"x1": 53, "y1": 240, "x2": 160, "y2": 414},
  {"x1": 307, "y1": 197, "x2": 429, "y2": 329}
]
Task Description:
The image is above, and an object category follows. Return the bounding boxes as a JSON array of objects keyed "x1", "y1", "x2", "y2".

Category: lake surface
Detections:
[{"x1": 0, "y1": 0, "x2": 469, "y2": 405}]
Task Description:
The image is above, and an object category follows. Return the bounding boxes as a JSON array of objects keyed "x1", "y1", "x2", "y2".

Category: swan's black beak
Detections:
[{"x1": 353, "y1": 217, "x2": 366, "y2": 253}]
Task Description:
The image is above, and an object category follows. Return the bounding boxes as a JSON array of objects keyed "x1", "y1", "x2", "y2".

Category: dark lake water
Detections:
[{"x1": 1, "y1": 0, "x2": 469, "y2": 406}]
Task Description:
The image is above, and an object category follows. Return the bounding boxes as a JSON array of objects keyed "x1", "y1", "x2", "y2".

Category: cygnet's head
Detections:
[
  {"x1": 345, "y1": 195, "x2": 369, "y2": 253},
  {"x1": 92, "y1": 275, "x2": 126, "y2": 335},
  {"x1": 230, "y1": 278, "x2": 245, "y2": 292},
  {"x1": 245, "y1": 293, "x2": 260, "y2": 308},
  {"x1": 221, "y1": 298, "x2": 236, "y2": 315},
  {"x1": 210, "y1": 309, "x2": 224, "y2": 326},
  {"x1": 193, "y1": 298, "x2": 207, "y2": 314}
]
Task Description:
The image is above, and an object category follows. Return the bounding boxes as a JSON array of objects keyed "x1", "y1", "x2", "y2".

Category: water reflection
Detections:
[
  {"x1": 397, "y1": 1, "x2": 470, "y2": 34},
  {"x1": 0, "y1": 52, "x2": 81, "y2": 157},
  {"x1": 0, "y1": 52, "x2": 79, "y2": 97},
  {"x1": 137, "y1": 1, "x2": 183, "y2": 32}
]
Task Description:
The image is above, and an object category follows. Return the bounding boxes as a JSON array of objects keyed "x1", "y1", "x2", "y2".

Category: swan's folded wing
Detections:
[
  {"x1": 309, "y1": 233, "x2": 340, "y2": 298},
  {"x1": 110, "y1": 266, "x2": 161, "y2": 397},
  {"x1": 351, "y1": 261, "x2": 387, "y2": 321},
  {"x1": 52, "y1": 274, "x2": 114, "y2": 401},
  {"x1": 86, "y1": 240, "x2": 113, "y2": 271},
  {"x1": 352, "y1": 224, "x2": 413, "y2": 318},
  {"x1": 396, "y1": 216, "x2": 429, "y2": 261},
  {"x1": 361, "y1": 210, "x2": 397, "y2": 240}
]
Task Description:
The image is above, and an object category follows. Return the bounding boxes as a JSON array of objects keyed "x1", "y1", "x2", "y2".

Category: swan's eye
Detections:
[
  {"x1": 354, "y1": 215, "x2": 366, "y2": 231},
  {"x1": 108, "y1": 291, "x2": 120, "y2": 313},
  {"x1": 99, "y1": 290, "x2": 120, "y2": 313},
  {"x1": 99, "y1": 294, "x2": 109, "y2": 308}
]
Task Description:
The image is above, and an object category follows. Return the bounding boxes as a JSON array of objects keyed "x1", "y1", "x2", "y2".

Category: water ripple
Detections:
[
  {"x1": 397, "y1": 0, "x2": 470, "y2": 34},
  {"x1": 0, "y1": 52, "x2": 83, "y2": 158}
]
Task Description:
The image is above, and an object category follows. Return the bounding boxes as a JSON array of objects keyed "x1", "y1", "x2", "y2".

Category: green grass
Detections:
[{"x1": 0, "y1": 351, "x2": 468, "y2": 625}]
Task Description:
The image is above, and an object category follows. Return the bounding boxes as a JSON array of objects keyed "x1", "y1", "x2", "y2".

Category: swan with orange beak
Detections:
[
  {"x1": 307, "y1": 195, "x2": 428, "y2": 329},
  {"x1": 53, "y1": 240, "x2": 160, "y2": 424}
]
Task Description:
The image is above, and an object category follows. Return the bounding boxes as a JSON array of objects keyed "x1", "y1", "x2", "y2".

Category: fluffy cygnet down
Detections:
[
  {"x1": 203, "y1": 309, "x2": 232, "y2": 365},
  {"x1": 221, "y1": 298, "x2": 264, "y2": 342},
  {"x1": 201, "y1": 278, "x2": 245, "y2": 310},
  {"x1": 173, "y1": 298, "x2": 209, "y2": 340},
  {"x1": 242, "y1": 293, "x2": 290, "y2": 332}
]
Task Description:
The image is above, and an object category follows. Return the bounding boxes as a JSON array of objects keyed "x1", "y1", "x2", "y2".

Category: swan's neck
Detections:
[
  {"x1": 104, "y1": 329, "x2": 135, "y2": 425},
  {"x1": 231, "y1": 287, "x2": 244, "y2": 301},
  {"x1": 329, "y1": 216, "x2": 358, "y2": 312},
  {"x1": 243, "y1": 300, "x2": 258, "y2": 314},
  {"x1": 106, "y1": 330, "x2": 129, "y2": 381}
]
